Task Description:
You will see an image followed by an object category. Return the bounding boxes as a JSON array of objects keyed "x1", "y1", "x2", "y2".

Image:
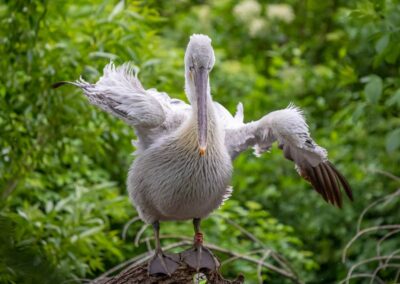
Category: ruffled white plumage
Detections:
[{"x1": 64, "y1": 59, "x2": 351, "y2": 210}]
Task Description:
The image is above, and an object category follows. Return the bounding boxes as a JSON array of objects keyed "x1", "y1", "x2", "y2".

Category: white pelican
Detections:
[{"x1": 54, "y1": 34, "x2": 353, "y2": 276}]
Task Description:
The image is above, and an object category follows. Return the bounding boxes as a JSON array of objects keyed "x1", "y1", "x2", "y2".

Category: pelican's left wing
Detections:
[
  {"x1": 54, "y1": 63, "x2": 190, "y2": 128},
  {"x1": 53, "y1": 63, "x2": 191, "y2": 149},
  {"x1": 224, "y1": 104, "x2": 353, "y2": 207}
]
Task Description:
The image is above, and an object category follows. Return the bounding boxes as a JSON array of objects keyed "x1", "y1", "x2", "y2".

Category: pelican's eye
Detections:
[{"x1": 189, "y1": 65, "x2": 195, "y2": 71}]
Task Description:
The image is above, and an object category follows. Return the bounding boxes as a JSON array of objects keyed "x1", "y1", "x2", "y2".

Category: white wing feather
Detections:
[
  {"x1": 224, "y1": 104, "x2": 326, "y2": 162},
  {"x1": 90, "y1": 63, "x2": 169, "y2": 127},
  {"x1": 224, "y1": 104, "x2": 352, "y2": 207},
  {"x1": 59, "y1": 62, "x2": 191, "y2": 151},
  {"x1": 213, "y1": 102, "x2": 244, "y2": 129}
]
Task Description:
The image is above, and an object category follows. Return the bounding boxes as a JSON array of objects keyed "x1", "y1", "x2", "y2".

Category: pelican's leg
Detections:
[
  {"x1": 181, "y1": 218, "x2": 219, "y2": 271},
  {"x1": 148, "y1": 221, "x2": 179, "y2": 276}
]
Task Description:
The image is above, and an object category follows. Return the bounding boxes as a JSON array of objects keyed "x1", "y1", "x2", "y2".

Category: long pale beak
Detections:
[{"x1": 194, "y1": 67, "x2": 208, "y2": 156}]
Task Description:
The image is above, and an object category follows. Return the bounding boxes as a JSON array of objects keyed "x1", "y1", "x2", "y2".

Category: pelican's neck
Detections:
[
  {"x1": 178, "y1": 72, "x2": 223, "y2": 152},
  {"x1": 184, "y1": 73, "x2": 217, "y2": 122}
]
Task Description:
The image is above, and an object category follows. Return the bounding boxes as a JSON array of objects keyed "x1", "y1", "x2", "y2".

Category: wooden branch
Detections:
[
  {"x1": 92, "y1": 238, "x2": 303, "y2": 284},
  {"x1": 93, "y1": 261, "x2": 244, "y2": 284}
]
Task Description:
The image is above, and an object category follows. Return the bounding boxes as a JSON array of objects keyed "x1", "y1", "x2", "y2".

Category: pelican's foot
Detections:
[
  {"x1": 148, "y1": 250, "x2": 180, "y2": 276},
  {"x1": 181, "y1": 233, "x2": 219, "y2": 272}
]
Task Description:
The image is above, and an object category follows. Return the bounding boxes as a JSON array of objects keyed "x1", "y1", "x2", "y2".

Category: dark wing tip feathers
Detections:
[
  {"x1": 281, "y1": 143, "x2": 353, "y2": 208},
  {"x1": 327, "y1": 161, "x2": 353, "y2": 201},
  {"x1": 300, "y1": 161, "x2": 353, "y2": 208}
]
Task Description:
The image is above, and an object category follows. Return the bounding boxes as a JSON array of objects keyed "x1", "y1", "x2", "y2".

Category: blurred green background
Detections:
[{"x1": 1, "y1": 0, "x2": 400, "y2": 283}]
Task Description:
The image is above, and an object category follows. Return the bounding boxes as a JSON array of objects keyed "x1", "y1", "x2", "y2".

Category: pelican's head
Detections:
[
  {"x1": 184, "y1": 34, "x2": 215, "y2": 156},
  {"x1": 185, "y1": 34, "x2": 215, "y2": 75}
]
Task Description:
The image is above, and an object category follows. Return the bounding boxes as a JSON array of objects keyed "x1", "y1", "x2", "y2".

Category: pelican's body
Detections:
[
  {"x1": 129, "y1": 107, "x2": 232, "y2": 222},
  {"x1": 56, "y1": 34, "x2": 353, "y2": 275}
]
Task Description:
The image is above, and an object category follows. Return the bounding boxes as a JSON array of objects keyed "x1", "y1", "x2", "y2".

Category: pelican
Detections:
[{"x1": 54, "y1": 34, "x2": 353, "y2": 276}]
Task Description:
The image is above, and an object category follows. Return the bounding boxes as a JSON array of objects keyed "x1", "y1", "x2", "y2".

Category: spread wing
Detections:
[
  {"x1": 53, "y1": 62, "x2": 191, "y2": 151},
  {"x1": 223, "y1": 104, "x2": 353, "y2": 207}
]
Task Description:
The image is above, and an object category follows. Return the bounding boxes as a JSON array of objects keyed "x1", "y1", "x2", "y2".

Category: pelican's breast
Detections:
[{"x1": 128, "y1": 124, "x2": 233, "y2": 221}]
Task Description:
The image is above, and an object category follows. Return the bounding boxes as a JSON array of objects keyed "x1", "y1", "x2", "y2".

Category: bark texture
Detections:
[{"x1": 93, "y1": 262, "x2": 244, "y2": 284}]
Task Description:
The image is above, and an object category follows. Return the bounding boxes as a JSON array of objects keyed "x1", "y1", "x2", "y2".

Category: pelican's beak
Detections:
[{"x1": 194, "y1": 67, "x2": 208, "y2": 156}]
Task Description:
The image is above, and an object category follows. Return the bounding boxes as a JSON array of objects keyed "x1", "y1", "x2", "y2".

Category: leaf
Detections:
[
  {"x1": 79, "y1": 226, "x2": 104, "y2": 239},
  {"x1": 352, "y1": 102, "x2": 366, "y2": 122},
  {"x1": 364, "y1": 75, "x2": 383, "y2": 104},
  {"x1": 108, "y1": 0, "x2": 125, "y2": 21},
  {"x1": 245, "y1": 201, "x2": 262, "y2": 210},
  {"x1": 386, "y1": 129, "x2": 400, "y2": 153},
  {"x1": 386, "y1": 89, "x2": 400, "y2": 107},
  {"x1": 384, "y1": 42, "x2": 400, "y2": 64},
  {"x1": 17, "y1": 209, "x2": 28, "y2": 220},
  {"x1": 375, "y1": 34, "x2": 389, "y2": 54}
]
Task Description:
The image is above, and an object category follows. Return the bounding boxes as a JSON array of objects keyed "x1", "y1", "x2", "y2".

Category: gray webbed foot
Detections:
[
  {"x1": 148, "y1": 250, "x2": 180, "y2": 276},
  {"x1": 182, "y1": 229, "x2": 219, "y2": 272},
  {"x1": 182, "y1": 243, "x2": 219, "y2": 272},
  {"x1": 148, "y1": 221, "x2": 180, "y2": 276}
]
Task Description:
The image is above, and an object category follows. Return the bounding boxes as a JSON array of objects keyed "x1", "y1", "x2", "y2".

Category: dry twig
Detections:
[{"x1": 341, "y1": 170, "x2": 400, "y2": 283}]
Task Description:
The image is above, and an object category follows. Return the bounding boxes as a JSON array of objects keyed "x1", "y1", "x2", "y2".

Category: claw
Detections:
[{"x1": 148, "y1": 251, "x2": 180, "y2": 276}]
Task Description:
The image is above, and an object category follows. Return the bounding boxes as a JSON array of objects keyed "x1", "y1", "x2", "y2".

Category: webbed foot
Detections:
[
  {"x1": 148, "y1": 250, "x2": 180, "y2": 276},
  {"x1": 181, "y1": 232, "x2": 219, "y2": 272}
]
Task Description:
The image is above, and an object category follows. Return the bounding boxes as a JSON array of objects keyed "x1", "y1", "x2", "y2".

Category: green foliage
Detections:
[{"x1": 1, "y1": 0, "x2": 400, "y2": 283}]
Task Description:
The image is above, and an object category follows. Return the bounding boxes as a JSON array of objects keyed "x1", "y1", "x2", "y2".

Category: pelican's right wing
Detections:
[
  {"x1": 53, "y1": 62, "x2": 190, "y2": 130},
  {"x1": 224, "y1": 104, "x2": 353, "y2": 207}
]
